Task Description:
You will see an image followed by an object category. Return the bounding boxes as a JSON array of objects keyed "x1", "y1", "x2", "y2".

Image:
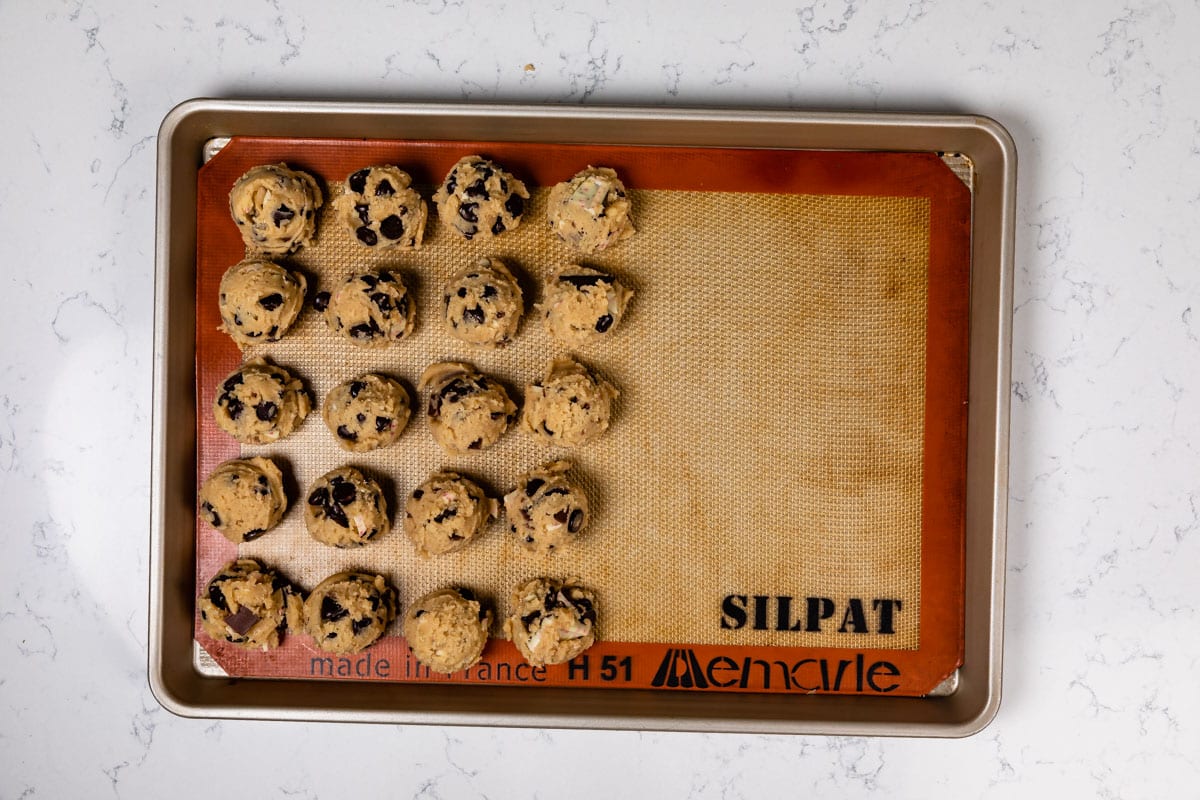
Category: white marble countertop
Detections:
[{"x1": 2, "y1": 0, "x2": 1197, "y2": 796}]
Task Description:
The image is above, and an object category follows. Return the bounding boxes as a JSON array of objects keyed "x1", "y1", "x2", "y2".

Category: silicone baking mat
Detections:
[{"x1": 194, "y1": 138, "x2": 970, "y2": 695}]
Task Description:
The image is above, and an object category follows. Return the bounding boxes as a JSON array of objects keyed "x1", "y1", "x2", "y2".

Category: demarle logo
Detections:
[{"x1": 651, "y1": 648, "x2": 709, "y2": 688}]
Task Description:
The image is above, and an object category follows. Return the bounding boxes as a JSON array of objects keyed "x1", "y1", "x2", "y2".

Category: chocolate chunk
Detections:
[
  {"x1": 349, "y1": 381, "x2": 366, "y2": 398},
  {"x1": 465, "y1": 178, "x2": 489, "y2": 199},
  {"x1": 482, "y1": 284, "x2": 497, "y2": 299},
  {"x1": 258, "y1": 293, "x2": 284, "y2": 311},
  {"x1": 325, "y1": 503, "x2": 349, "y2": 528},
  {"x1": 415, "y1": 609, "x2": 426, "y2": 618},
  {"x1": 359, "y1": 274, "x2": 378, "y2": 289},
  {"x1": 491, "y1": 218, "x2": 506, "y2": 236},
  {"x1": 222, "y1": 373, "x2": 244, "y2": 391},
  {"x1": 222, "y1": 395, "x2": 244, "y2": 421},
  {"x1": 349, "y1": 321, "x2": 380, "y2": 339},
  {"x1": 375, "y1": 416, "x2": 391, "y2": 432},
  {"x1": 255, "y1": 401, "x2": 277, "y2": 422},
  {"x1": 201, "y1": 502, "x2": 221, "y2": 528},
  {"x1": 595, "y1": 314, "x2": 614, "y2": 333},
  {"x1": 336, "y1": 425, "x2": 358, "y2": 442},
  {"x1": 348, "y1": 169, "x2": 369, "y2": 194},
  {"x1": 467, "y1": 438, "x2": 482, "y2": 450},
  {"x1": 308, "y1": 487, "x2": 329, "y2": 506},
  {"x1": 313, "y1": 291, "x2": 331, "y2": 312},
  {"x1": 553, "y1": 509, "x2": 569, "y2": 524},
  {"x1": 457, "y1": 287, "x2": 467, "y2": 298},
  {"x1": 543, "y1": 487, "x2": 569, "y2": 497},
  {"x1": 427, "y1": 395, "x2": 442, "y2": 418},
  {"x1": 369, "y1": 292, "x2": 393, "y2": 313},
  {"x1": 504, "y1": 193, "x2": 524, "y2": 218},
  {"x1": 397, "y1": 295, "x2": 409, "y2": 318},
  {"x1": 463, "y1": 305, "x2": 485, "y2": 325},
  {"x1": 243, "y1": 528, "x2": 266, "y2": 541},
  {"x1": 356, "y1": 226, "x2": 379, "y2": 246},
  {"x1": 321, "y1": 596, "x2": 349, "y2": 622},
  {"x1": 351, "y1": 617, "x2": 374, "y2": 635},
  {"x1": 568, "y1": 509, "x2": 584, "y2": 532},
  {"x1": 354, "y1": 202, "x2": 371, "y2": 226},
  {"x1": 374, "y1": 178, "x2": 395, "y2": 196},
  {"x1": 266, "y1": 325, "x2": 278, "y2": 339},
  {"x1": 574, "y1": 597, "x2": 596, "y2": 624},
  {"x1": 379, "y1": 214, "x2": 404, "y2": 240},
  {"x1": 272, "y1": 204, "x2": 294, "y2": 226},
  {"x1": 355, "y1": 413, "x2": 366, "y2": 423},
  {"x1": 458, "y1": 202, "x2": 479, "y2": 223},
  {"x1": 331, "y1": 481, "x2": 357, "y2": 506},
  {"x1": 521, "y1": 611, "x2": 540, "y2": 627},
  {"x1": 207, "y1": 584, "x2": 229, "y2": 612},
  {"x1": 412, "y1": 488, "x2": 424, "y2": 500},
  {"x1": 524, "y1": 478, "x2": 545, "y2": 496},
  {"x1": 271, "y1": 575, "x2": 289, "y2": 591},
  {"x1": 377, "y1": 271, "x2": 395, "y2": 283},
  {"x1": 559, "y1": 274, "x2": 611, "y2": 289},
  {"x1": 225, "y1": 605, "x2": 261, "y2": 635},
  {"x1": 432, "y1": 507, "x2": 458, "y2": 524}
]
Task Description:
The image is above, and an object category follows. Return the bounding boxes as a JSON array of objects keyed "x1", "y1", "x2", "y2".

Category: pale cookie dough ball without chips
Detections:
[
  {"x1": 315, "y1": 269, "x2": 415, "y2": 347},
  {"x1": 322, "y1": 373, "x2": 411, "y2": 452},
  {"x1": 521, "y1": 356, "x2": 618, "y2": 448},
  {"x1": 198, "y1": 558, "x2": 304, "y2": 651},
  {"x1": 334, "y1": 165, "x2": 427, "y2": 249},
  {"x1": 441, "y1": 257, "x2": 524, "y2": 348},
  {"x1": 433, "y1": 155, "x2": 529, "y2": 240},
  {"x1": 213, "y1": 357, "x2": 311, "y2": 444},
  {"x1": 303, "y1": 571, "x2": 399, "y2": 654},
  {"x1": 404, "y1": 588, "x2": 493, "y2": 674},
  {"x1": 198, "y1": 457, "x2": 287, "y2": 543},
  {"x1": 546, "y1": 166, "x2": 635, "y2": 254},
  {"x1": 420, "y1": 362, "x2": 517, "y2": 454},
  {"x1": 504, "y1": 577, "x2": 597, "y2": 666},
  {"x1": 404, "y1": 471, "x2": 497, "y2": 557},
  {"x1": 304, "y1": 466, "x2": 390, "y2": 548},
  {"x1": 504, "y1": 460, "x2": 589, "y2": 554},
  {"x1": 229, "y1": 163, "x2": 322, "y2": 255},
  {"x1": 217, "y1": 258, "x2": 307, "y2": 348},
  {"x1": 540, "y1": 265, "x2": 634, "y2": 345}
]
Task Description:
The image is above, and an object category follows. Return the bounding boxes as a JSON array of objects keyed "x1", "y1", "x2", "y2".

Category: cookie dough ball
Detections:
[
  {"x1": 404, "y1": 471, "x2": 497, "y2": 557},
  {"x1": 546, "y1": 166, "x2": 635, "y2": 254},
  {"x1": 198, "y1": 457, "x2": 287, "y2": 543},
  {"x1": 334, "y1": 165, "x2": 427, "y2": 249},
  {"x1": 217, "y1": 259, "x2": 307, "y2": 348},
  {"x1": 521, "y1": 357, "x2": 618, "y2": 447},
  {"x1": 315, "y1": 269, "x2": 415, "y2": 347},
  {"x1": 441, "y1": 257, "x2": 524, "y2": 348},
  {"x1": 323, "y1": 373, "x2": 411, "y2": 452},
  {"x1": 433, "y1": 155, "x2": 529, "y2": 240},
  {"x1": 213, "y1": 357, "x2": 311, "y2": 444},
  {"x1": 540, "y1": 265, "x2": 634, "y2": 345},
  {"x1": 304, "y1": 466, "x2": 390, "y2": 548},
  {"x1": 229, "y1": 163, "x2": 322, "y2": 255},
  {"x1": 303, "y1": 571, "x2": 399, "y2": 654},
  {"x1": 504, "y1": 577, "x2": 597, "y2": 666},
  {"x1": 404, "y1": 588, "x2": 492, "y2": 674},
  {"x1": 503, "y1": 460, "x2": 589, "y2": 554},
  {"x1": 420, "y1": 362, "x2": 517, "y2": 454},
  {"x1": 198, "y1": 559, "x2": 303, "y2": 651}
]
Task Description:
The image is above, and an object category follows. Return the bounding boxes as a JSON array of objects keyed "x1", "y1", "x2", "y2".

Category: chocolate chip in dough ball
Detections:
[
  {"x1": 213, "y1": 357, "x2": 311, "y2": 445},
  {"x1": 303, "y1": 571, "x2": 399, "y2": 654},
  {"x1": 404, "y1": 471, "x2": 497, "y2": 557},
  {"x1": 420, "y1": 361, "x2": 516, "y2": 454},
  {"x1": 521, "y1": 357, "x2": 618, "y2": 448},
  {"x1": 441, "y1": 257, "x2": 524, "y2": 348},
  {"x1": 504, "y1": 460, "x2": 589, "y2": 554},
  {"x1": 540, "y1": 265, "x2": 633, "y2": 345},
  {"x1": 404, "y1": 587, "x2": 492, "y2": 674},
  {"x1": 217, "y1": 258, "x2": 307, "y2": 348},
  {"x1": 322, "y1": 373, "x2": 411, "y2": 452},
  {"x1": 546, "y1": 166, "x2": 635, "y2": 254},
  {"x1": 198, "y1": 457, "x2": 287, "y2": 543},
  {"x1": 315, "y1": 269, "x2": 415, "y2": 348},
  {"x1": 433, "y1": 155, "x2": 529, "y2": 240},
  {"x1": 228, "y1": 163, "x2": 322, "y2": 255},
  {"x1": 304, "y1": 466, "x2": 390, "y2": 548},
  {"x1": 334, "y1": 165, "x2": 428, "y2": 249},
  {"x1": 503, "y1": 577, "x2": 597, "y2": 666},
  {"x1": 198, "y1": 558, "x2": 304, "y2": 651}
]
